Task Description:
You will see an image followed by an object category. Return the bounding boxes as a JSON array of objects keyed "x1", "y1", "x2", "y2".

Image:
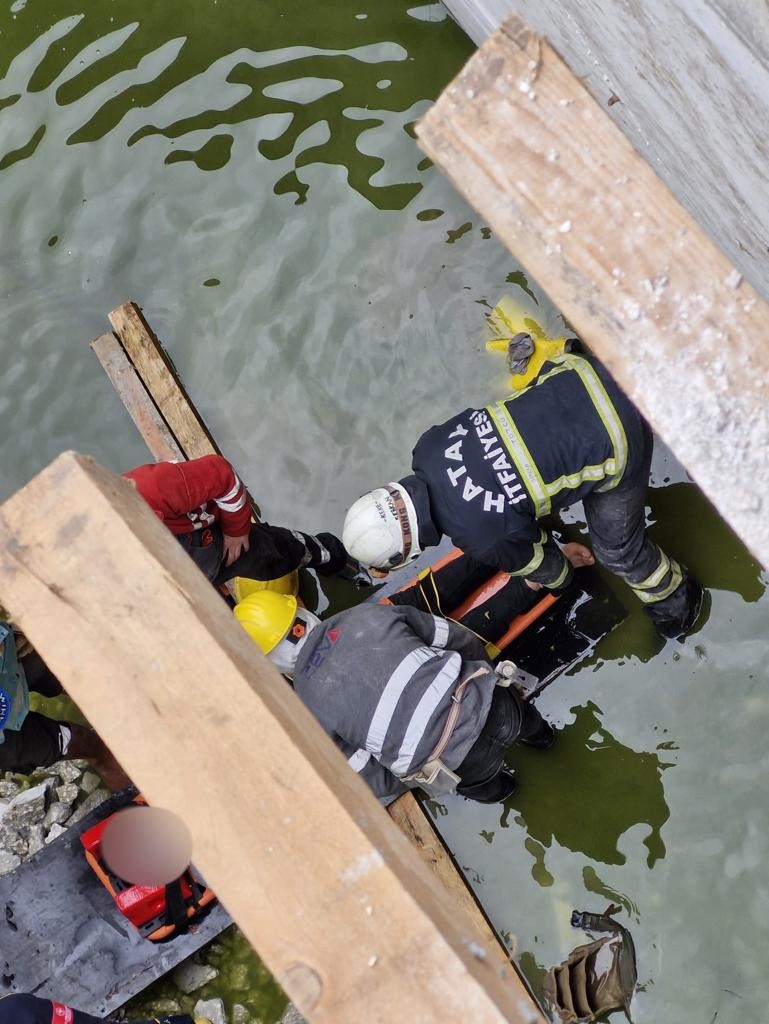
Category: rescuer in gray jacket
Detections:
[{"x1": 234, "y1": 592, "x2": 554, "y2": 804}]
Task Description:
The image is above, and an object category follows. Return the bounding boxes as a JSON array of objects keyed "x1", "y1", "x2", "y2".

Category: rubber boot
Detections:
[
  {"x1": 516, "y1": 699, "x2": 555, "y2": 750},
  {"x1": 517, "y1": 717, "x2": 555, "y2": 750},
  {"x1": 458, "y1": 767, "x2": 517, "y2": 803},
  {"x1": 652, "y1": 579, "x2": 708, "y2": 640}
]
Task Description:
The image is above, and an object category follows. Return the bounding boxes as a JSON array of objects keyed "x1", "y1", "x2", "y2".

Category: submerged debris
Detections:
[{"x1": 544, "y1": 903, "x2": 637, "y2": 1023}]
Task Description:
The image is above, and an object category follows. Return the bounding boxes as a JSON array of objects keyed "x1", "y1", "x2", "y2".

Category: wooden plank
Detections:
[
  {"x1": 416, "y1": 14, "x2": 769, "y2": 570},
  {"x1": 108, "y1": 302, "x2": 219, "y2": 460},
  {"x1": 94, "y1": 306, "x2": 519, "y2": 980},
  {"x1": 0, "y1": 452, "x2": 545, "y2": 1024},
  {"x1": 107, "y1": 302, "x2": 262, "y2": 522},
  {"x1": 90, "y1": 333, "x2": 184, "y2": 462},
  {"x1": 387, "y1": 796, "x2": 509, "y2": 956},
  {"x1": 442, "y1": 0, "x2": 769, "y2": 307}
]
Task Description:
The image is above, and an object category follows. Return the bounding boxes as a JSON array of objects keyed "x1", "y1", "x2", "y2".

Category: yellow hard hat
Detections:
[
  {"x1": 234, "y1": 590, "x2": 298, "y2": 654},
  {"x1": 485, "y1": 296, "x2": 569, "y2": 389},
  {"x1": 232, "y1": 570, "x2": 299, "y2": 603}
]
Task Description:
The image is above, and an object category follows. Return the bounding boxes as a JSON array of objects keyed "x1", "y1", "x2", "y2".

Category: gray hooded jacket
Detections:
[{"x1": 292, "y1": 603, "x2": 496, "y2": 805}]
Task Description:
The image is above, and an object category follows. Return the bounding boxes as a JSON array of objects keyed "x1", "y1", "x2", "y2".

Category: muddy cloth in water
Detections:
[
  {"x1": 0, "y1": 991, "x2": 194, "y2": 1023},
  {"x1": 544, "y1": 904, "x2": 637, "y2": 1023}
]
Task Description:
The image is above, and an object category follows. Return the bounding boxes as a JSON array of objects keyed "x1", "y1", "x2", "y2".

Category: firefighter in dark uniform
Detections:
[{"x1": 342, "y1": 352, "x2": 704, "y2": 639}]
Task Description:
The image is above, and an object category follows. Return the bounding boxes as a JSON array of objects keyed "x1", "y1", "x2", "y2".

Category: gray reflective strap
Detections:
[
  {"x1": 432, "y1": 616, "x2": 450, "y2": 648},
  {"x1": 347, "y1": 748, "x2": 371, "y2": 773},
  {"x1": 365, "y1": 646, "x2": 438, "y2": 757},
  {"x1": 390, "y1": 652, "x2": 462, "y2": 776}
]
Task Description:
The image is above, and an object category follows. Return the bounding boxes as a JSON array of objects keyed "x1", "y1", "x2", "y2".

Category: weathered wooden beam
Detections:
[
  {"x1": 108, "y1": 302, "x2": 219, "y2": 460},
  {"x1": 94, "y1": 303, "x2": 518, "y2": 979},
  {"x1": 417, "y1": 14, "x2": 769, "y2": 569},
  {"x1": 90, "y1": 333, "x2": 184, "y2": 462},
  {"x1": 0, "y1": 453, "x2": 545, "y2": 1024}
]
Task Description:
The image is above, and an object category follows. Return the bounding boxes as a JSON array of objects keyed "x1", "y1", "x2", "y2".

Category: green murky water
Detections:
[{"x1": 2, "y1": 2, "x2": 768, "y2": 1022}]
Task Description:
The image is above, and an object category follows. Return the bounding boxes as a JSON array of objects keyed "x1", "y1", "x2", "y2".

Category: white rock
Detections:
[
  {"x1": 66, "y1": 789, "x2": 108, "y2": 826},
  {"x1": 194, "y1": 997, "x2": 227, "y2": 1024},
  {"x1": 43, "y1": 802, "x2": 72, "y2": 828},
  {"x1": 7, "y1": 780, "x2": 52, "y2": 827},
  {"x1": 0, "y1": 779, "x2": 21, "y2": 799},
  {"x1": 172, "y1": 959, "x2": 220, "y2": 993},
  {"x1": 25, "y1": 823, "x2": 45, "y2": 858},
  {"x1": 0, "y1": 850, "x2": 20, "y2": 876},
  {"x1": 56, "y1": 783, "x2": 80, "y2": 806},
  {"x1": 0, "y1": 828, "x2": 27, "y2": 856},
  {"x1": 232, "y1": 1005, "x2": 251, "y2": 1024},
  {"x1": 45, "y1": 823, "x2": 68, "y2": 844},
  {"x1": 49, "y1": 760, "x2": 82, "y2": 784},
  {"x1": 152, "y1": 998, "x2": 182, "y2": 1014},
  {"x1": 79, "y1": 771, "x2": 101, "y2": 795}
]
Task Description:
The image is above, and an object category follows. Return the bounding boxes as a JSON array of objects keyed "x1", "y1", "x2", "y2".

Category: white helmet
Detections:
[{"x1": 342, "y1": 483, "x2": 422, "y2": 571}]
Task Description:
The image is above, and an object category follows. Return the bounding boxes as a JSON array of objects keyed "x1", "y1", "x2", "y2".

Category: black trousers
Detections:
[
  {"x1": 455, "y1": 687, "x2": 545, "y2": 799},
  {"x1": 180, "y1": 522, "x2": 348, "y2": 587},
  {"x1": 0, "y1": 651, "x2": 66, "y2": 773}
]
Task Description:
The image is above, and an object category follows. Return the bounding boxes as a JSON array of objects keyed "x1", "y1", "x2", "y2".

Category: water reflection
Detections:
[
  {"x1": 648, "y1": 481, "x2": 765, "y2": 603},
  {"x1": 1, "y1": 0, "x2": 473, "y2": 208},
  {"x1": 502, "y1": 702, "x2": 672, "y2": 870}
]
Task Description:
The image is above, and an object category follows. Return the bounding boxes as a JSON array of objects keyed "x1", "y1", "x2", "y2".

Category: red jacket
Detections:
[{"x1": 124, "y1": 455, "x2": 251, "y2": 538}]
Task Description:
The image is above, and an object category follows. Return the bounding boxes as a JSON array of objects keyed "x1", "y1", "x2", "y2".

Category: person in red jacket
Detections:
[{"x1": 124, "y1": 454, "x2": 361, "y2": 587}]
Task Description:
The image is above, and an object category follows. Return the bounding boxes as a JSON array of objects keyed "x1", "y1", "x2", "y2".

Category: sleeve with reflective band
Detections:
[
  {"x1": 124, "y1": 455, "x2": 251, "y2": 537},
  {"x1": 478, "y1": 530, "x2": 573, "y2": 590}
]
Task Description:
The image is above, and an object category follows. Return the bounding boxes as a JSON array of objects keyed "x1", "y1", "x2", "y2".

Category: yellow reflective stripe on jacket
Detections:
[
  {"x1": 506, "y1": 529, "x2": 547, "y2": 577},
  {"x1": 544, "y1": 462, "x2": 619, "y2": 496},
  {"x1": 504, "y1": 359, "x2": 573, "y2": 397},
  {"x1": 489, "y1": 354, "x2": 628, "y2": 513},
  {"x1": 561, "y1": 355, "x2": 628, "y2": 491},
  {"x1": 488, "y1": 403, "x2": 551, "y2": 516}
]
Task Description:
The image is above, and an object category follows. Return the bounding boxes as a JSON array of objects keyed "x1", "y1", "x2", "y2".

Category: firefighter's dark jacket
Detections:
[{"x1": 406, "y1": 353, "x2": 647, "y2": 589}]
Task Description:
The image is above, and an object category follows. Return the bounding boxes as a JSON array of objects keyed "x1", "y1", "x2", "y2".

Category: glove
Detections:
[
  {"x1": 312, "y1": 531, "x2": 349, "y2": 576},
  {"x1": 337, "y1": 557, "x2": 374, "y2": 588}
]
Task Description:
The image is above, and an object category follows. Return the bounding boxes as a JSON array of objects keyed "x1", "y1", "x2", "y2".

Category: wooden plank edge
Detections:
[
  {"x1": 91, "y1": 333, "x2": 184, "y2": 462},
  {"x1": 108, "y1": 302, "x2": 262, "y2": 521},
  {"x1": 0, "y1": 452, "x2": 546, "y2": 1024},
  {"x1": 415, "y1": 13, "x2": 769, "y2": 569}
]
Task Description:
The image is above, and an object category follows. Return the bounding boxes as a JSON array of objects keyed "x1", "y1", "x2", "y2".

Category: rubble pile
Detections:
[{"x1": 0, "y1": 762, "x2": 108, "y2": 875}]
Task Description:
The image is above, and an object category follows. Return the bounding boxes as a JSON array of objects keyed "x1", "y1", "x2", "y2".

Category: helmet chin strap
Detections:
[{"x1": 385, "y1": 484, "x2": 420, "y2": 566}]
